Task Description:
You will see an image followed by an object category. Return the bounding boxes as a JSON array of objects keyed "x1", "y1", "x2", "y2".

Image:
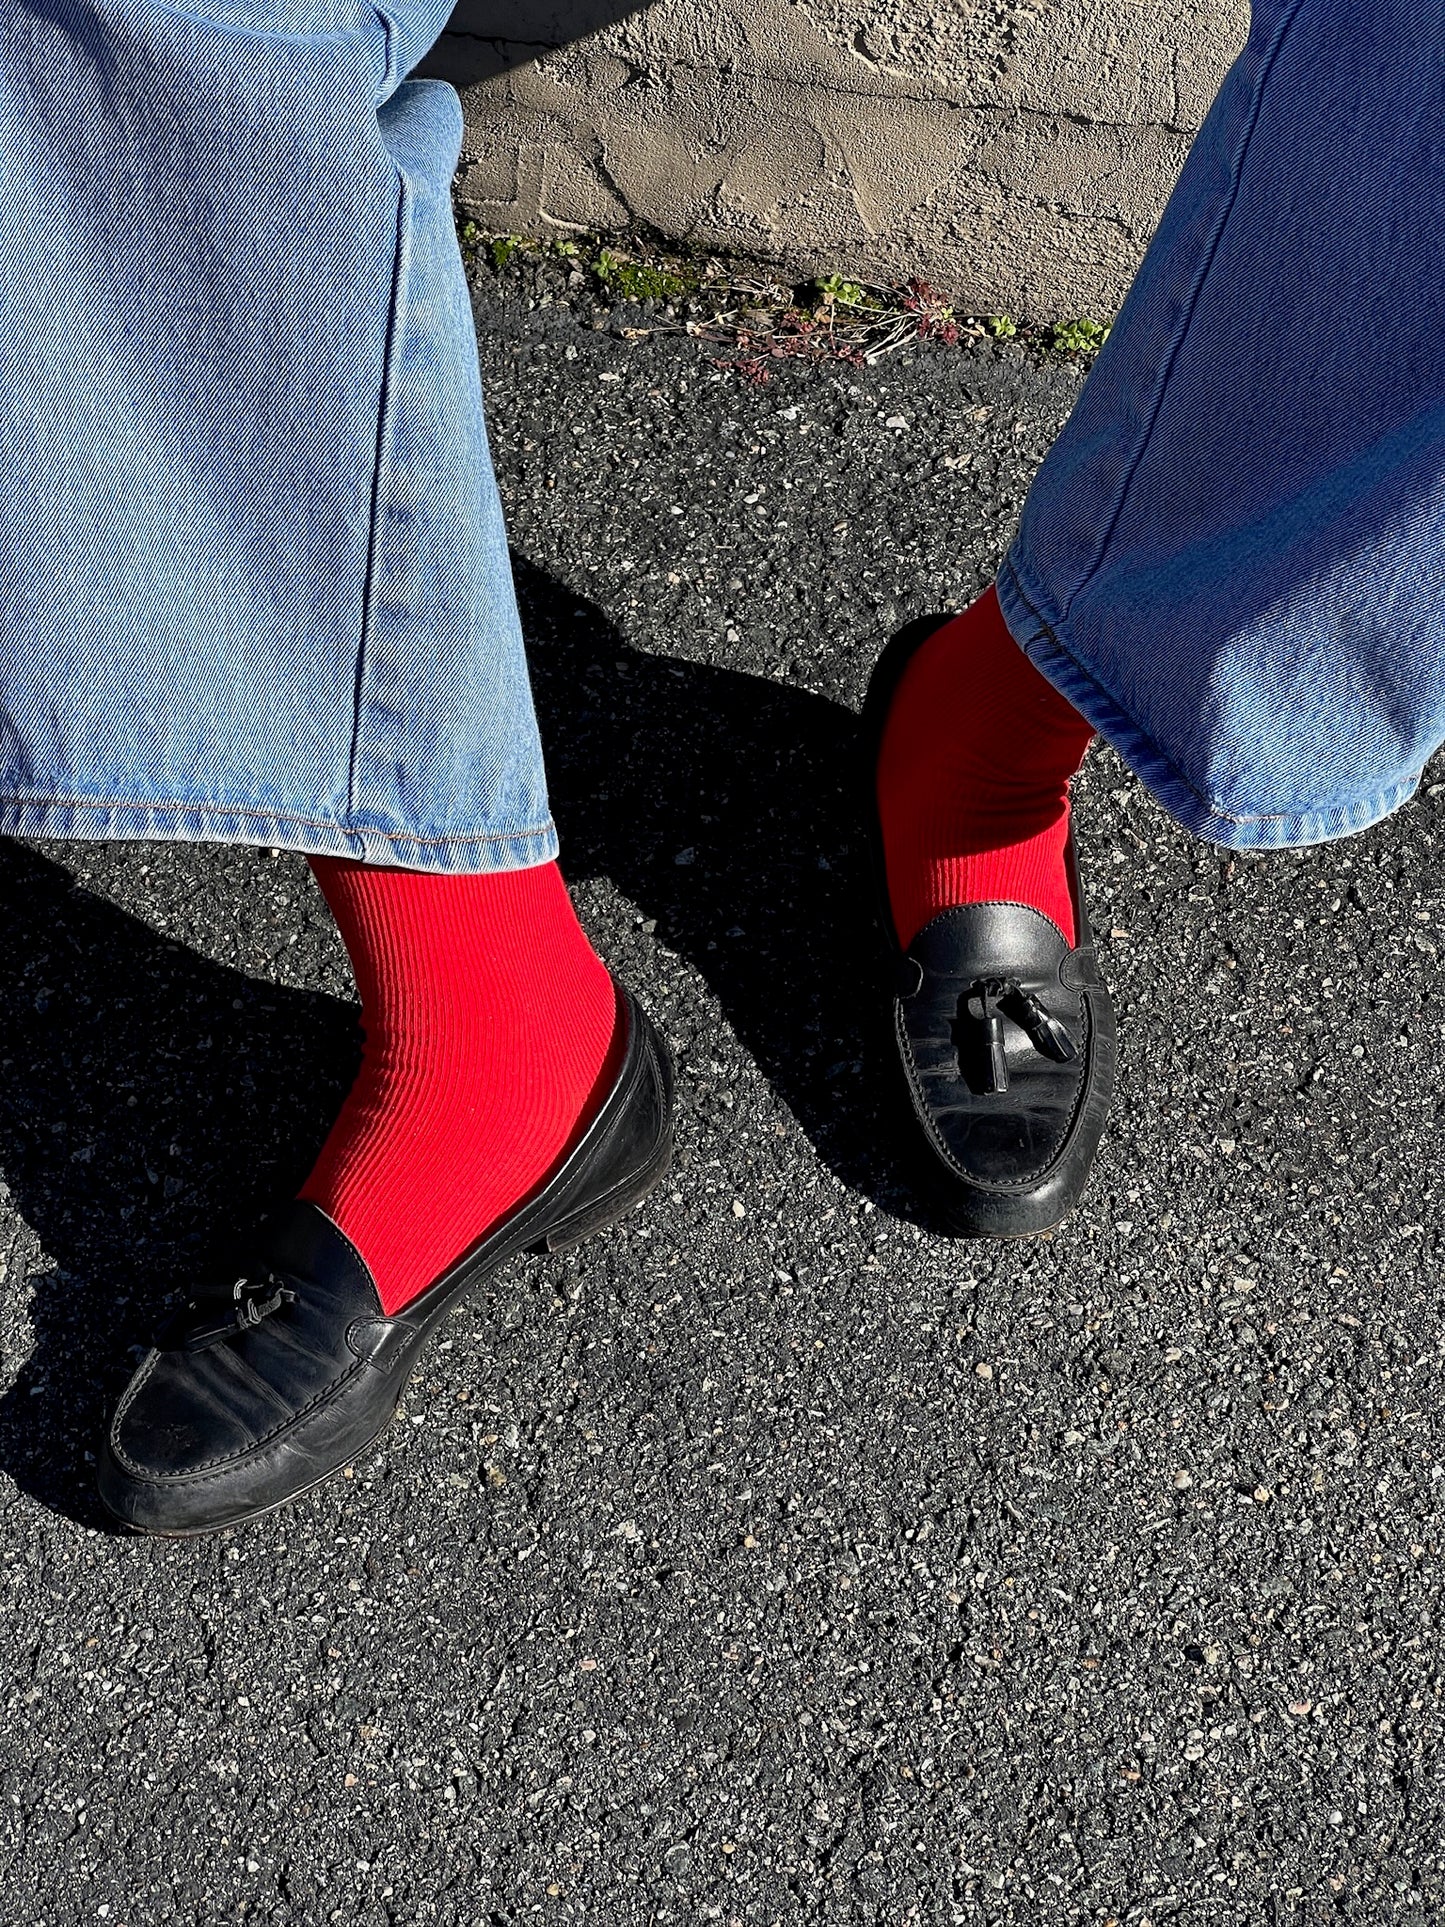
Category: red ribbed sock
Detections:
[
  {"x1": 876, "y1": 584, "x2": 1096, "y2": 948},
  {"x1": 299, "y1": 857, "x2": 619, "y2": 1315}
]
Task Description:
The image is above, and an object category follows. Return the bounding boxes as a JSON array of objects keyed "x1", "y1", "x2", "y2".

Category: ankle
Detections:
[
  {"x1": 875, "y1": 588, "x2": 1094, "y2": 948},
  {"x1": 299, "y1": 858, "x2": 617, "y2": 1314}
]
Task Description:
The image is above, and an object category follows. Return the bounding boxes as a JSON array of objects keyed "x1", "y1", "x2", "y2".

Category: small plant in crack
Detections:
[
  {"x1": 815, "y1": 273, "x2": 867, "y2": 309},
  {"x1": 594, "y1": 248, "x2": 699, "y2": 302},
  {"x1": 1051, "y1": 316, "x2": 1110, "y2": 354}
]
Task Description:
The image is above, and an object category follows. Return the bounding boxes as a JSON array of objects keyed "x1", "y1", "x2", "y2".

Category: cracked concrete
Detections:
[{"x1": 418, "y1": 0, "x2": 1248, "y2": 316}]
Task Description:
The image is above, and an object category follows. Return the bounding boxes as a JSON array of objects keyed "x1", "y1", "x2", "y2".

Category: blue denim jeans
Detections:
[
  {"x1": 0, "y1": 0, "x2": 554, "y2": 872},
  {"x1": 997, "y1": 0, "x2": 1445, "y2": 850}
]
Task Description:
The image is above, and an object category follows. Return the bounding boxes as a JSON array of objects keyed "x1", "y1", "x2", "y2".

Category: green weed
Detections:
[
  {"x1": 1050, "y1": 316, "x2": 1109, "y2": 354},
  {"x1": 594, "y1": 248, "x2": 698, "y2": 302},
  {"x1": 816, "y1": 273, "x2": 867, "y2": 308}
]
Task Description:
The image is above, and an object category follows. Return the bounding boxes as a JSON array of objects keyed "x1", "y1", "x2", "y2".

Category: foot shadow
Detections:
[
  {"x1": 518, "y1": 555, "x2": 928, "y2": 1220},
  {"x1": 0, "y1": 844, "x2": 360, "y2": 1526}
]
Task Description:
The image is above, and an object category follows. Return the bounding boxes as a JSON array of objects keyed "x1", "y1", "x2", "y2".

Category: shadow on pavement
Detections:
[
  {"x1": 518, "y1": 554, "x2": 935, "y2": 1226},
  {"x1": 0, "y1": 846, "x2": 359, "y2": 1527},
  {"x1": 415, "y1": 0, "x2": 651, "y2": 85}
]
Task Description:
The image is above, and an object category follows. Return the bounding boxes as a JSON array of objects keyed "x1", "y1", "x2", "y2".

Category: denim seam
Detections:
[
  {"x1": 1058, "y1": 0, "x2": 1308, "y2": 626},
  {"x1": 1000, "y1": 558, "x2": 1424, "y2": 827},
  {"x1": 347, "y1": 147, "x2": 409, "y2": 819},
  {"x1": 368, "y1": 3, "x2": 398, "y2": 96},
  {"x1": 0, "y1": 789, "x2": 557, "y2": 845}
]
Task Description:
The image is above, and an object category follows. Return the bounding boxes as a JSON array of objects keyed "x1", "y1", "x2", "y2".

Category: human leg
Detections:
[
  {"x1": 0, "y1": 0, "x2": 549, "y2": 868},
  {"x1": 873, "y1": 0, "x2": 1441, "y2": 1232},
  {"x1": 997, "y1": 0, "x2": 1445, "y2": 844},
  {"x1": 875, "y1": 586, "x2": 1096, "y2": 952},
  {"x1": 297, "y1": 857, "x2": 621, "y2": 1316},
  {"x1": 0, "y1": 0, "x2": 673, "y2": 1527}
]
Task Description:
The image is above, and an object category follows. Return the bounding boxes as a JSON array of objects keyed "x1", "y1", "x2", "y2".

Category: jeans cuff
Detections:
[
  {"x1": 996, "y1": 553, "x2": 1424, "y2": 852},
  {"x1": 0, "y1": 793, "x2": 561, "y2": 873}
]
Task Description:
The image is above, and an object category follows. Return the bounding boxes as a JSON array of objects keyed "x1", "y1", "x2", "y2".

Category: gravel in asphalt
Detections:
[{"x1": 0, "y1": 270, "x2": 1441, "y2": 1925}]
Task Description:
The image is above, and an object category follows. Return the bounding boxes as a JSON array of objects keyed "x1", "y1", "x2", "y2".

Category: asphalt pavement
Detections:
[{"x1": 1, "y1": 265, "x2": 1443, "y2": 1925}]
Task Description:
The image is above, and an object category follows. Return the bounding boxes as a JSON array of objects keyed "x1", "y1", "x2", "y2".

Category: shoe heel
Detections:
[{"x1": 540, "y1": 1130, "x2": 674, "y2": 1254}]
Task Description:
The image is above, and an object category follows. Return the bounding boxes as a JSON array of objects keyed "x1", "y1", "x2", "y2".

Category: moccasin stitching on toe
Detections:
[{"x1": 97, "y1": 980, "x2": 674, "y2": 1536}]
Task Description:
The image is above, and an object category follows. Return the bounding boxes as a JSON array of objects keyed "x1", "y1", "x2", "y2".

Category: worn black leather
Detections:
[
  {"x1": 861, "y1": 615, "x2": 1117, "y2": 1236},
  {"x1": 98, "y1": 980, "x2": 674, "y2": 1535}
]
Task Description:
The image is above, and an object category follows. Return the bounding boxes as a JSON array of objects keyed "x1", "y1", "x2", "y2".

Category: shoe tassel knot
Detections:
[
  {"x1": 963, "y1": 977, "x2": 1077, "y2": 1093},
  {"x1": 154, "y1": 1268, "x2": 300, "y2": 1352}
]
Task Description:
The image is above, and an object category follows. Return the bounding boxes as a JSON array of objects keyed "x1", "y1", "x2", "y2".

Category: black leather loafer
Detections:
[
  {"x1": 98, "y1": 980, "x2": 674, "y2": 1536},
  {"x1": 861, "y1": 616, "x2": 1117, "y2": 1236}
]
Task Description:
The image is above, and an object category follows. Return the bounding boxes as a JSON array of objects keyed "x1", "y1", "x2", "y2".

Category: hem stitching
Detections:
[
  {"x1": 998, "y1": 558, "x2": 1424, "y2": 831},
  {"x1": 0, "y1": 790, "x2": 557, "y2": 848}
]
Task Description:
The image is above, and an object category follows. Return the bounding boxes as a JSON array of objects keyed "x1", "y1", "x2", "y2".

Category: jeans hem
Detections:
[
  {"x1": 0, "y1": 793, "x2": 561, "y2": 873},
  {"x1": 996, "y1": 555, "x2": 1423, "y2": 851}
]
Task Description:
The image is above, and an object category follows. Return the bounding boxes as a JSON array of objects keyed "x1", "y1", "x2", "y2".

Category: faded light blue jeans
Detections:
[
  {"x1": 998, "y1": 0, "x2": 1445, "y2": 851},
  {"x1": 0, "y1": 0, "x2": 554, "y2": 872}
]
